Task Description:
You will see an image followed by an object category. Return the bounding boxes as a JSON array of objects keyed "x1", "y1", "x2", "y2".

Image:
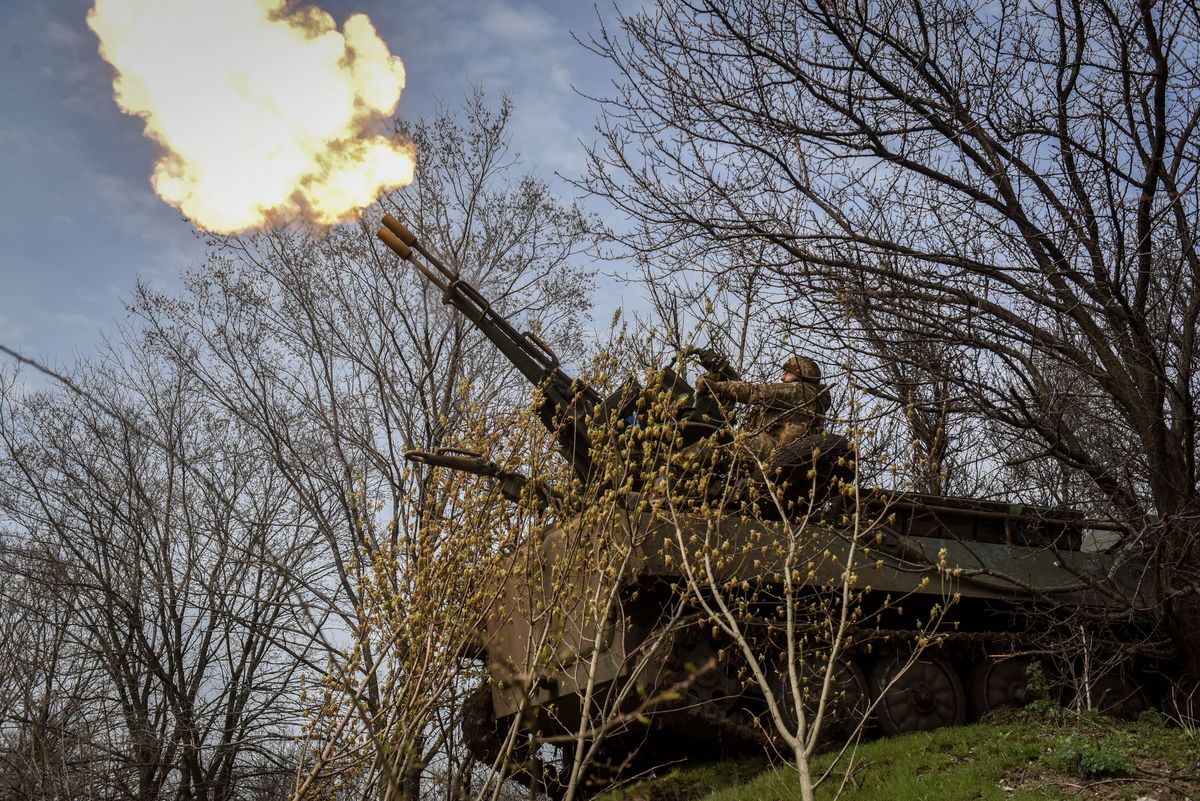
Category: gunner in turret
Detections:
[{"x1": 695, "y1": 354, "x2": 831, "y2": 473}]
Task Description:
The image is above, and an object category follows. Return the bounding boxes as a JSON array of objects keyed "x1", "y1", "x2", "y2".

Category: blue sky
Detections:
[{"x1": 0, "y1": 0, "x2": 627, "y2": 369}]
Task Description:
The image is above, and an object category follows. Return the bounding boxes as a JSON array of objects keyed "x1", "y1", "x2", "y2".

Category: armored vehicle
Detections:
[{"x1": 377, "y1": 216, "x2": 1170, "y2": 795}]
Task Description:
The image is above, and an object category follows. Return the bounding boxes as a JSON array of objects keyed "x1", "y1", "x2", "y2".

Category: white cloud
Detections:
[
  {"x1": 548, "y1": 62, "x2": 572, "y2": 92},
  {"x1": 45, "y1": 16, "x2": 87, "y2": 48},
  {"x1": 88, "y1": 171, "x2": 201, "y2": 267},
  {"x1": 50, "y1": 311, "x2": 104, "y2": 329},
  {"x1": 0, "y1": 313, "x2": 27, "y2": 343},
  {"x1": 481, "y1": 3, "x2": 554, "y2": 43},
  {"x1": 32, "y1": 0, "x2": 118, "y2": 121},
  {"x1": 379, "y1": 0, "x2": 599, "y2": 178},
  {"x1": 508, "y1": 92, "x2": 585, "y2": 173},
  {"x1": 0, "y1": 127, "x2": 34, "y2": 155}
]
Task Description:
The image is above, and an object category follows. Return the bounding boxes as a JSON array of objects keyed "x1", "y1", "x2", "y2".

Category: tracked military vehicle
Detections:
[{"x1": 377, "y1": 216, "x2": 1171, "y2": 795}]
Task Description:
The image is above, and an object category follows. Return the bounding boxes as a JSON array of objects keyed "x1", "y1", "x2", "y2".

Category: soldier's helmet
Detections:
[{"x1": 782, "y1": 355, "x2": 821, "y2": 382}]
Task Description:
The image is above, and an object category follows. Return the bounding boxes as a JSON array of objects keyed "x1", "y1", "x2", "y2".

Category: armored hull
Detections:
[{"x1": 465, "y1": 493, "x2": 1166, "y2": 790}]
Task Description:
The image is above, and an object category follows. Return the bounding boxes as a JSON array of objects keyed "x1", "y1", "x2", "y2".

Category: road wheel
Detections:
[
  {"x1": 967, "y1": 656, "x2": 1037, "y2": 718},
  {"x1": 767, "y1": 655, "x2": 869, "y2": 744},
  {"x1": 871, "y1": 655, "x2": 966, "y2": 735}
]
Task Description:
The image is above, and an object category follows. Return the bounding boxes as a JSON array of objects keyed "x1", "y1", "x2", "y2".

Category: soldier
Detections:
[{"x1": 694, "y1": 354, "x2": 831, "y2": 473}]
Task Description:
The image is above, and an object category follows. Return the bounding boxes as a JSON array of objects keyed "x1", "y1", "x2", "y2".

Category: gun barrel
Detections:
[
  {"x1": 404, "y1": 448, "x2": 498, "y2": 476},
  {"x1": 404, "y1": 449, "x2": 559, "y2": 508},
  {"x1": 378, "y1": 222, "x2": 451, "y2": 296},
  {"x1": 378, "y1": 228, "x2": 413, "y2": 261},
  {"x1": 381, "y1": 215, "x2": 417, "y2": 247},
  {"x1": 378, "y1": 215, "x2": 599, "y2": 483},
  {"x1": 382, "y1": 215, "x2": 456, "y2": 285}
]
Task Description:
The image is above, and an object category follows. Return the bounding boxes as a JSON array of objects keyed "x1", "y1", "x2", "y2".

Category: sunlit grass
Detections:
[{"x1": 603, "y1": 710, "x2": 1200, "y2": 801}]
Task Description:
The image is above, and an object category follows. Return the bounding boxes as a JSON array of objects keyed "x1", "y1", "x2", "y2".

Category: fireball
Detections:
[{"x1": 88, "y1": 0, "x2": 415, "y2": 233}]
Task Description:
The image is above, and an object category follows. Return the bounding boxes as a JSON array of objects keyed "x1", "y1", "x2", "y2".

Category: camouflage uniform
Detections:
[
  {"x1": 680, "y1": 351, "x2": 846, "y2": 499},
  {"x1": 703, "y1": 369, "x2": 830, "y2": 468}
]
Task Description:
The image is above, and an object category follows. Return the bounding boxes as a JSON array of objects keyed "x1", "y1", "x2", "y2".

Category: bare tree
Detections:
[
  {"x1": 0, "y1": 346, "x2": 317, "y2": 801},
  {"x1": 130, "y1": 93, "x2": 595, "y2": 801},
  {"x1": 0, "y1": 535, "x2": 110, "y2": 800},
  {"x1": 582, "y1": 0, "x2": 1200, "y2": 676}
]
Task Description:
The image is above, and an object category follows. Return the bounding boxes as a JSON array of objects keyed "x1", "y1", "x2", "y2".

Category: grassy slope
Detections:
[{"x1": 602, "y1": 706, "x2": 1199, "y2": 801}]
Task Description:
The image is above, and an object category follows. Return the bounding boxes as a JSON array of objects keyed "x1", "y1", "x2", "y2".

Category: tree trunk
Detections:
[{"x1": 1167, "y1": 590, "x2": 1200, "y2": 685}]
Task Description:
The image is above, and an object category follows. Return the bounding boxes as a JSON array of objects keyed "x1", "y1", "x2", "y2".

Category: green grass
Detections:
[
  {"x1": 704, "y1": 722, "x2": 1059, "y2": 801},
  {"x1": 601, "y1": 707, "x2": 1199, "y2": 801}
]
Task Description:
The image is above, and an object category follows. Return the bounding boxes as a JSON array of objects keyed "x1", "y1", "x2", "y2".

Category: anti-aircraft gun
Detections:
[
  {"x1": 376, "y1": 214, "x2": 776, "y2": 516},
  {"x1": 378, "y1": 214, "x2": 725, "y2": 492},
  {"x1": 376, "y1": 217, "x2": 1174, "y2": 797}
]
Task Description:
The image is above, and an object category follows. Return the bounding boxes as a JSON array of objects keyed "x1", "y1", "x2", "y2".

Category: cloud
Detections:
[
  {"x1": 0, "y1": 127, "x2": 34, "y2": 156},
  {"x1": 0, "y1": 313, "x2": 27, "y2": 343},
  {"x1": 376, "y1": 0, "x2": 599, "y2": 178},
  {"x1": 87, "y1": 170, "x2": 202, "y2": 267},
  {"x1": 91, "y1": 172, "x2": 170, "y2": 232},
  {"x1": 45, "y1": 15, "x2": 87, "y2": 48},
  {"x1": 31, "y1": 0, "x2": 121, "y2": 121},
  {"x1": 481, "y1": 3, "x2": 554, "y2": 43},
  {"x1": 548, "y1": 62, "x2": 572, "y2": 92},
  {"x1": 508, "y1": 91, "x2": 585, "y2": 173},
  {"x1": 49, "y1": 311, "x2": 104, "y2": 329}
]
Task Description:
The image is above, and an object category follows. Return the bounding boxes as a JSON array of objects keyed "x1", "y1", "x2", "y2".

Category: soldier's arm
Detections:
[
  {"x1": 702, "y1": 378, "x2": 759, "y2": 405},
  {"x1": 763, "y1": 381, "x2": 828, "y2": 414},
  {"x1": 706, "y1": 380, "x2": 826, "y2": 412}
]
